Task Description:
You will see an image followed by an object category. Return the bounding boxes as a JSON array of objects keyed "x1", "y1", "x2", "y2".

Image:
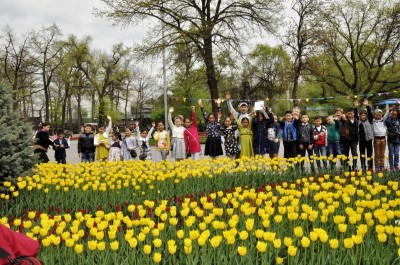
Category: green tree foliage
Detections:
[
  {"x1": 0, "y1": 84, "x2": 37, "y2": 181},
  {"x1": 96, "y1": 0, "x2": 282, "y2": 111}
]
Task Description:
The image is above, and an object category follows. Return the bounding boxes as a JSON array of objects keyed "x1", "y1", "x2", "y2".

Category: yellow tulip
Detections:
[
  {"x1": 177, "y1": 230, "x2": 184, "y2": 239},
  {"x1": 288, "y1": 245, "x2": 297, "y2": 256},
  {"x1": 284, "y1": 237, "x2": 293, "y2": 247},
  {"x1": 110, "y1": 241, "x2": 119, "y2": 251},
  {"x1": 168, "y1": 244, "x2": 177, "y2": 255},
  {"x1": 256, "y1": 241, "x2": 267, "y2": 253},
  {"x1": 127, "y1": 238, "x2": 138, "y2": 248},
  {"x1": 343, "y1": 238, "x2": 354, "y2": 249},
  {"x1": 143, "y1": 244, "x2": 152, "y2": 255},
  {"x1": 338, "y1": 223, "x2": 347, "y2": 233},
  {"x1": 237, "y1": 246, "x2": 247, "y2": 256},
  {"x1": 276, "y1": 257, "x2": 284, "y2": 264},
  {"x1": 301, "y1": 236, "x2": 311, "y2": 248},
  {"x1": 65, "y1": 238, "x2": 74, "y2": 248},
  {"x1": 97, "y1": 241, "x2": 105, "y2": 251},
  {"x1": 273, "y1": 238, "x2": 281, "y2": 249},
  {"x1": 351, "y1": 234, "x2": 363, "y2": 245},
  {"x1": 245, "y1": 218, "x2": 254, "y2": 231},
  {"x1": 294, "y1": 226, "x2": 303, "y2": 238},
  {"x1": 153, "y1": 238, "x2": 162, "y2": 248},
  {"x1": 329, "y1": 238, "x2": 339, "y2": 249},
  {"x1": 209, "y1": 235, "x2": 222, "y2": 248},
  {"x1": 377, "y1": 233, "x2": 387, "y2": 243},
  {"x1": 239, "y1": 230, "x2": 248, "y2": 240},
  {"x1": 153, "y1": 252, "x2": 162, "y2": 263},
  {"x1": 88, "y1": 240, "x2": 97, "y2": 251},
  {"x1": 74, "y1": 244, "x2": 83, "y2": 254}
]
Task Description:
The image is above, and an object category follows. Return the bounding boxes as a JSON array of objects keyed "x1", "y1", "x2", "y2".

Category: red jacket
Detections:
[
  {"x1": 0, "y1": 224, "x2": 40, "y2": 265},
  {"x1": 184, "y1": 111, "x2": 201, "y2": 154}
]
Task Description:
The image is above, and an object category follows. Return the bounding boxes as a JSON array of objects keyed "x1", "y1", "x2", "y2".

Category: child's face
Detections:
[
  {"x1": 112, "y1": 134, "x2": 118, "y2": 140},
  {"x1": 185, "y1": 119, "x2": 192, "y2": 128},
  {"x1": 125, "y1": 128, "x2": 132, "y2": 137},
  {"x1": 141, "y1": 131, "x2": 148, "y2": 138},
  {"x1": 314, "y1": 119, "x2": 322, "y2": 126},
  {"x1": 374, "y1": 112, "x2": 383, "y2": 120},
  {"x1": 174, "y1": 118, "x2": 182, "y2": 126},
  {"x1": 208, "y1": 114, "x2": 216, "y2": 123},
  {"x1": 57, "y1": 134, "x2": 63, "y2": 140},
  {"x1": 360, "y1": 113, "x2": 367, "y2": 121},
  {"x1": 285, "y1": 113, "x2": 293, "y2": 122},
  {"x1": 242, "y1": 119, "x2": 249, "y2": 128},
  {"x1": 225, "y1": 118, "x2": 232, "y2": 127},
  {"x1": 301, "y1": 115, "x2": 309, "y2": 123},
  {"x1": 347, "y1": 111, "x2": 354, "y2": 119},
  {"x1": 391, "y1": 111, "x2": 398, "y2": 119},
  {"x1": 335, "y1": 111, "x2": 342, "y2": 119},
  {"x1": 240, "y1": 105, "x2": 248, "y2": 114},
  {"x1": 257, "y1": 114, "x2": 264, "y2": 122},
  {"x1": 326, "y1": 116, "x2": 334, "y2": 124},
  {"x1": 98, "y1": 127, "x2": 105, "y2": 133},
  {"x1": 84, "y1": 126, "x2": 91, "y2": 133},
  {"x1": 157, "y1": 122, "x2": 164, "y2": 131},
  {"x1": 273, "y1": 115, "x2": 278, "y2": 123},
  {"x1": 42, "y1": 125, "x2": 50, "y2": 132}
]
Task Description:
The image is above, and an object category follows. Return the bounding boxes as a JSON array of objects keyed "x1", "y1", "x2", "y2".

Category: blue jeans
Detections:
[
  {"x1": 388, "y1": 142, "x2": 400, "y2": 169},
  {"x1": 81, "y1": 152, "x2": 95, "y2": 163},
  {"x1": 328, "y1": 141, "x2": 341, "y2": 156},
  {"x1": 314, "y1": 145, "x2": 327, "y2": 168}
]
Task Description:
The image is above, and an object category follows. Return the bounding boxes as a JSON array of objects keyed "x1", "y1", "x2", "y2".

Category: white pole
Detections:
[{"x1": 162, "y1": 15, "x2": 168, "y2": 130}]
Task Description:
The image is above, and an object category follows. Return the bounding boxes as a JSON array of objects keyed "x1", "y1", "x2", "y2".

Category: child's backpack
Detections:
[{"x1": 0, "y1": 247, "x2": 43, "y2": 265}]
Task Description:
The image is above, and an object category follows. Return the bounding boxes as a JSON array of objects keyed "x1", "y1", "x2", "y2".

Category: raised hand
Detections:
[
  {"x1": 107, "y1": 115, "x2": 112, "y2": 120},
  {"x1": 152, "y1": 122, "x2": 156, "y2": 127},
  {"x1": 135, "y1": 120, "x2": 139, "y2": 126},
  {"x1": 354, "y1": 100, "x2": 360, "y2": 108},
  {"x1": 363, "y1": 98, "x2": 369, "y2": 106},
  {"x1": 197, "y1": 99, "x2": 203, "y2": 108},
  {"x1": 191, "y1": 105, "x2": 195, "y2": 112},
  {"x1": 215, "y1": 98, "x2": 221, "y2": 106},
  {"x1": 217, "y1": 111, "x2": 222, "y2": 119},
  {"x1": 225, "y1": 91, "x2": 231, "y2": 100},
  {"x1": 169, "y1": 106, "x2": 174, "y2": 113}
]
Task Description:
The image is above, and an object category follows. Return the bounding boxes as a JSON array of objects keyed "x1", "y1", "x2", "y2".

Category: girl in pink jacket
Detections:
[{"x1": 184, "y1": 105, "x2": 201, "y2": 160}]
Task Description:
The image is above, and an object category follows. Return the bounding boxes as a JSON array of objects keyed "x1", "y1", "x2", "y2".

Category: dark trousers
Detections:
[
  {"x1": 342, "y1": 139, "x2": 358, "y2": 170},
  {"x1": 34, "y1": 150, "x2": 49, "y2": 163},
  {"x1": 298, "y1": 142, "x2": 314, "y2": 171},
  {"x1": 283, "y1": 141, "x2": 297, "y2": 159},
  {"x1": 359, "y1": 139, "x2": 373, "y2": 170}
]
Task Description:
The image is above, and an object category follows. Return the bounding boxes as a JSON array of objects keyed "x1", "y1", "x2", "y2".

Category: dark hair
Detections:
[
  {"x1": 140, "y1": 128, "x2": 149, "y2": 133},
  {"x1": 98, "y1": 123, "x2": 105, "y2": 129},
  {"x1": 56, "y1": 129, "x2": 64, "y2": 135},
  {"x1": 124, "y1": 127, "x2": 132, "y2": 132},
  {"x1": 84, "y1": 124, "x2": 92, "y2": 129},
  {"x1": 346, "y1": 108, "x2": 354, "y2": 113},
  {"x1": 185, "y1": 117, "x2": 192, "y2": 122},
  {"x1": 112, "y1": 131, "x2": 122, "y2": 140},
  {"x1": 285, "y1": 111, "x2": 292, "y2": 115},
  {"x1": 42, "y1": 122, "x2": 50, "y2": 127},
  {"x1": 314, "y1": 116, "x2": 322, "y2": 120},
  {"x1": 157, "y1": 121, "x2": 165, "y2": 126},
  {"x1": 207, "y1": 113, "x2": 216, "y2": 120},
  {"x1": 241, "y1": 117, "x2": 250, "y2": 123},
  {"x1": 256, "y1": 111, "x2": 264, "y2": 118}
]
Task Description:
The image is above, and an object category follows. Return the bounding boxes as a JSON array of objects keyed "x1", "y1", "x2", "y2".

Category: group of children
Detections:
[{"x1": 34, "y1": 95, "x2": 400, "y2": 172}]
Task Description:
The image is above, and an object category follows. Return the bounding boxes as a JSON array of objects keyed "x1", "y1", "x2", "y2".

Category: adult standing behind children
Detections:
[
  {"x1": 78, "y1": 124, "x2": 95, "y2": 162},
  {"x1": 53, "y1": 129, "x2": 69, "y2": 164},
  {"x1": 34, "y1": 122, "x2": 54, "y2": 163},
  {"x1": 94, "y1": 115, "x2": 112, "y2": 161}
]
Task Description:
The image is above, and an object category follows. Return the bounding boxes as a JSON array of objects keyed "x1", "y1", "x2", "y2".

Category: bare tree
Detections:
[{"x1": 96, "y1": 0, "x2": 282, "y2": 111}]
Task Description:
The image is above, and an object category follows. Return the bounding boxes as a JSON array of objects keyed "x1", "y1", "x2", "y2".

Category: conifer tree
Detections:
[{"x1": 0, "y1": 84, "x2": 37, "y2": 182}]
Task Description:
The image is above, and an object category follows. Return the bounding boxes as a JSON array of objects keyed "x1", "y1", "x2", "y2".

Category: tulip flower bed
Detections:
[{"x1": 1, "y1": 156, "x2": 400, "y2": 264}]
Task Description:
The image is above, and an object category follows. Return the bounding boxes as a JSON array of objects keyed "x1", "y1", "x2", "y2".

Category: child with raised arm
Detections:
[
  {"x1": 219, "y1": 115, "x2": 239, "y2": 160},
  {"x1": 153, "y1": 121, "x2": 170, "y2": 161},
  {"x1": 232, "y1": 109, "x2": 254, "y2": 158},
  {"x1": 199, "y1": 98, "x2": 223, "y2": 159},
  {"x1": 168, "y1": 107, "x2": 186, "y2": 161},
  {"x1": 94, "y1": 115, "x2": 112, "y2": 161},
  {"x1": 372, "y1": 107, "x2": 390, "y2": 171},
  {"x1": 354, "y1": 99, "x2": 374, "y2": 170},
  {"x1": 184, "y1": 105, "x2": 201, "y2": 160},
  {"x1": 108, "y1": 131, "x2": 122, "y2": 162},
  {"x1": 136, "y1": 121, "x2": 155, "y2": 161}
]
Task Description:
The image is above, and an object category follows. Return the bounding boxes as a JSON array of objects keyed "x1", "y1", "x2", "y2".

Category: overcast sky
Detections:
[{"x1": 0, "y1": 0, "x2": 147, "y2": 51}]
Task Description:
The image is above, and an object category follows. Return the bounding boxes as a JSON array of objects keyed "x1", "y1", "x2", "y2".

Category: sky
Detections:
[{"x1": 0, "y1": 0, "x2": 147, "y2": 52}]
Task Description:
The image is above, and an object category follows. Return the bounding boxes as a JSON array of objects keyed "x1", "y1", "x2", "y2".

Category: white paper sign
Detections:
[{"x1": 254, "y1": 101, "x2": 264, "y2": 111}]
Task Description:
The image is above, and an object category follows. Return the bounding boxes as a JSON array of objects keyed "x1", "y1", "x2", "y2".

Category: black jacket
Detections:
[{"x1": 78, "y1": 133, "x2": 95, "y2": 153}]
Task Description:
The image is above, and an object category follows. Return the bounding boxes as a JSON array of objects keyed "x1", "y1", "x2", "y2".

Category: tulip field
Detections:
[{"x1": 1, "y1": 155, "x2": 400, "y2": 264}]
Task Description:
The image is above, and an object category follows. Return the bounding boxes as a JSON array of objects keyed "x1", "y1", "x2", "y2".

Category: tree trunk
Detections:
[
  {"x1": 77, "y1": 88, "x2": 82, "y2": 133},
  {"x1": 68, "y1": 96, "x2": 72, "y2": 130},
  {"x1": 203, "y1": 37, "x2": 219, "y2": 112}
]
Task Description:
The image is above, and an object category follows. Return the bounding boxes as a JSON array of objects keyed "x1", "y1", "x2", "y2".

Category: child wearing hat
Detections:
[{"x1": 372, "y1": 107, "x2": 390, "y2": 171}]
